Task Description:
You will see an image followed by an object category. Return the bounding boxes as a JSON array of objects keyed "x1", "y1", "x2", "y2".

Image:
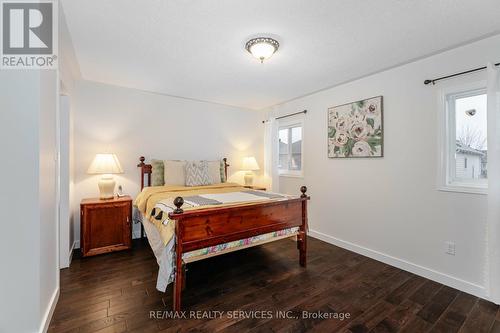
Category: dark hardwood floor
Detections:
[{"x1": 49, "y1": 237, "x2": 500, "y2": 333}]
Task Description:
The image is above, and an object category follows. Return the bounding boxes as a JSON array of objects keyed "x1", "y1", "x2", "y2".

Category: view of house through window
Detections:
[
  {"x1": 278, "y1": 124, "x2": 303, "y2": 174},
  {"x1": 452, "y1": 90, "x2": 487, "y2": 183}
]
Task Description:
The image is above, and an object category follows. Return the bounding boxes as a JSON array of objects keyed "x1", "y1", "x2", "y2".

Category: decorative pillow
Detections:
[
  {"x1": 207, "y1": 161, "x2": 222, "y2": 184},
  {"x1": 220, "y1": 160, "x2": 227, "y2": 183},
  {"x1": 163, "y1": 160, "x2": 186, "y2": 186},
  {"x1": 151, "y1": 159, "x2": 165, "y2": 186},
  {"x1": 185, "y1": 160, "x2": 211, "y2": 186}
]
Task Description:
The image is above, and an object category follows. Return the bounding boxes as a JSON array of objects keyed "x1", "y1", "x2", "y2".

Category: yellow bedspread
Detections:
[
  {"x1": 135, "y1": 182, "x2": 248, "y2": 214},
  {"x1": 135, "y1": 183, "x2": 259, "y2": 246}
]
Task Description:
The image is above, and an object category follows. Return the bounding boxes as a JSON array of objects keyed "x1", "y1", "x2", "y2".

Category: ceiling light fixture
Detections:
[{"x1": 245, "y1": 37, "x2": 279, "y2": 63}]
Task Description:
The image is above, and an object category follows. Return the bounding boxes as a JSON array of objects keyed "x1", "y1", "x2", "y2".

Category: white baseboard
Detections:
[
  {"x1": 68, "y1": 241, "x2": 77, "y2": 264},
  {"x1": 39, "y1": 287, "x2": 59, "y2": 333},
  {"x1": 309, "y1": 229, "x2": 487, "y2": 300}
]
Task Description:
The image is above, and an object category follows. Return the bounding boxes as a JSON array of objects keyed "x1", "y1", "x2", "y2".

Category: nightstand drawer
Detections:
[{"x1": 81, "y1": 197, "x2": 132, "y2": 257}]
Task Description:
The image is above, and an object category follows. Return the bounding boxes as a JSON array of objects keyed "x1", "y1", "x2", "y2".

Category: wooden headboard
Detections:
[{"x1": 137, "y1": 157, "x2": 230, "y2": 190}]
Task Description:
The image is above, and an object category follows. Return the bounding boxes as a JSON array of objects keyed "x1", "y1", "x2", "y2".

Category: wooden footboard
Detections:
[{"x1": 168, "y1": 187, "x2": 310, "y2": 311}]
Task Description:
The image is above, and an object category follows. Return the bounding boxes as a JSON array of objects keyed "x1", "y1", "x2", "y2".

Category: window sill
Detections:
[
  {"x1": 438, "y1": 184, "x2": 487, "y2": 195},
  {"x1": 279, "y1": 172, "x2": 304, "y2": 179}
]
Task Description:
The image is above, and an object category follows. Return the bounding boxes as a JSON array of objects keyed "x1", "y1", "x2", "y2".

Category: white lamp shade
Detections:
[
  {"x1": 242, "y1": 156, "x2": 260, "y2": 171},
  {"x1": 87, "y1": 154, "x2": 124, "y2": 174}
]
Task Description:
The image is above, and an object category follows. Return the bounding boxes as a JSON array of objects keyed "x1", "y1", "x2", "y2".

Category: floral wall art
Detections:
[{"x1": 328, "y1": 96, "x2": 383, "y2": 158}]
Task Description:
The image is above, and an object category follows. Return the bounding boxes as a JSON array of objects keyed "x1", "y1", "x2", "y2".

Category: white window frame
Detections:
[
  {"x1": 438, "y1": 81, "x2": 487, "y2": 195},
  {"x1": 277, "y1": 116, "x2": 304, "y2": 178}
]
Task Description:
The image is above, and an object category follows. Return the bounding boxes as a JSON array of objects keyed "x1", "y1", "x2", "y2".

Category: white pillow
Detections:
[
  {"x1": 185, "y1": 161, "x2": 211, "y2": 186},
  {"x1": 207, "y1": 161, "x2": 222, "y2": 184},
  {"x1": 163, "y1": 160, "x2": 186, "y2": 186}
]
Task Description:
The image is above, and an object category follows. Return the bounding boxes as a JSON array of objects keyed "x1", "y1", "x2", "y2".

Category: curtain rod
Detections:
[
  {"x1": 424, "y1": 62, "x2": 500, "y2": 85},
  {"x1": 262, "y1": 110, "x2": 307, "y2": 123}
]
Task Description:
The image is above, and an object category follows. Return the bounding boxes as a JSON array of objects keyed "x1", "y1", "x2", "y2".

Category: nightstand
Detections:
[
  {"x1": 243, "y1": 185, "x2": 267, "y2": 191},
  {"x1": 80, "y1": 196, "x2": 132, "y2": 257}
]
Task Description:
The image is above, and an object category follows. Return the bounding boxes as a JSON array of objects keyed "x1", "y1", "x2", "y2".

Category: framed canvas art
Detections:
[{"x1": 328, "y1": 96, "x2": 383, "y2": 158}]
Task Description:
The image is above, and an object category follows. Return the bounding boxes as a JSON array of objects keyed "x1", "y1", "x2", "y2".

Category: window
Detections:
[
  {"x1": 441, "y1": 85, "x2": 487, "y2": 193},
  {"x1": 278, "y1": 120, "x2": 303, "y2": 177}
]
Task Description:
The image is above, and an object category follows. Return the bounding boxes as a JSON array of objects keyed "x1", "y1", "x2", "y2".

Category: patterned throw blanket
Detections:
[{"x1": 134, "y1": 183, "x2": 289, "y2": 246}]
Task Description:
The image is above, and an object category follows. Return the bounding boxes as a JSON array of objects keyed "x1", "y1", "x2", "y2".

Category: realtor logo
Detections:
[{"x1": 1, "y1": 1, "x2": 57, "y2": 69}]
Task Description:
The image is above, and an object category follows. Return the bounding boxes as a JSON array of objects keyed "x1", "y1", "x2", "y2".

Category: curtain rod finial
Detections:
[{"x1": 424, "y1": 79, "x2": 433, "y2": 85}]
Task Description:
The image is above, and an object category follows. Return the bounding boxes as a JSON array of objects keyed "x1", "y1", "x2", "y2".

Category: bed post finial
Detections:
[
  {"x1": 138, "y1": 156, "x2": 146, "y2": 167},
  {"x1": 173, "y1": 197, "x2": 184, "y2": 214},
  {"x1": 300, "y1": 186, "x2": 307, "y2": 198}
]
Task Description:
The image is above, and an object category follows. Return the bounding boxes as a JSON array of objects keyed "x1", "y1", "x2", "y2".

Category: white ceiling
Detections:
[{"x1": 61, "y1": 0, "x2": 500, "y2": 110}]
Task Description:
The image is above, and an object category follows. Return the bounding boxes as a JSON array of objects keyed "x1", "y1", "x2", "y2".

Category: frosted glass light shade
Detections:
[
  {"x1": 245, "y1": 37, "x2": 279, "y2": 63},
  {"x1": 242, "y1": 156, "x2": 260, "y2": 171},
  {"x1": 249, "y1": 43, "x2": 275, "y2": 61},
  {"x1": 87, "y1": 154, "x2": 124, "y2": 174}
]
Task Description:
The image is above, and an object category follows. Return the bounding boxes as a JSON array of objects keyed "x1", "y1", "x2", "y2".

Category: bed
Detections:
[{"x1": 135, "y1": 157, "x2": 309, "y2": 311}]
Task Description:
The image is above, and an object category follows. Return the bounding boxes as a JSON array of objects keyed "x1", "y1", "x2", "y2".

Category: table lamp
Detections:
[
  {"x1": 87, "y1": 153, "x2": 124, "y2": 199},
  {"x1": 242, "y1": 156, "x2": 260, "y2": 186}
]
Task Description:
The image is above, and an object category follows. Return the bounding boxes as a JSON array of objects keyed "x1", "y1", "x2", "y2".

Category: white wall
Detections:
[
  {"x1": 38, "y1": 70, "x2": 59, "y2": 332},
  {"x1": 270, "y1": 34, "x2": 500, "y2": 298},
  {"x1": 59, "y1": 95, "x2": 73, "y2": 268},
  {"x1": 0, "y1": 71, "x2": 41, "y2": 333},
  {"x1": 58, "y1": 0, "x2": 79, "y2": 269},
  {"x1": 72, "y1": 80, "x2": 265, "y2": 243},
  {"x1": 0, "y1": 70, "x2": 59, "y2": 332},
  {"x1": 58, "y1": 1, "x2": 81, "y2": 94}
]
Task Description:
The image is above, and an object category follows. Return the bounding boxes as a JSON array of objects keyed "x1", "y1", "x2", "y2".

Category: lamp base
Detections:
[
  {"x1": 98, "y1": 175, "x2": 116, "y2": 199},
  {"x1": 244, "y1": 172, "x2": 254, "y2": 186}
]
